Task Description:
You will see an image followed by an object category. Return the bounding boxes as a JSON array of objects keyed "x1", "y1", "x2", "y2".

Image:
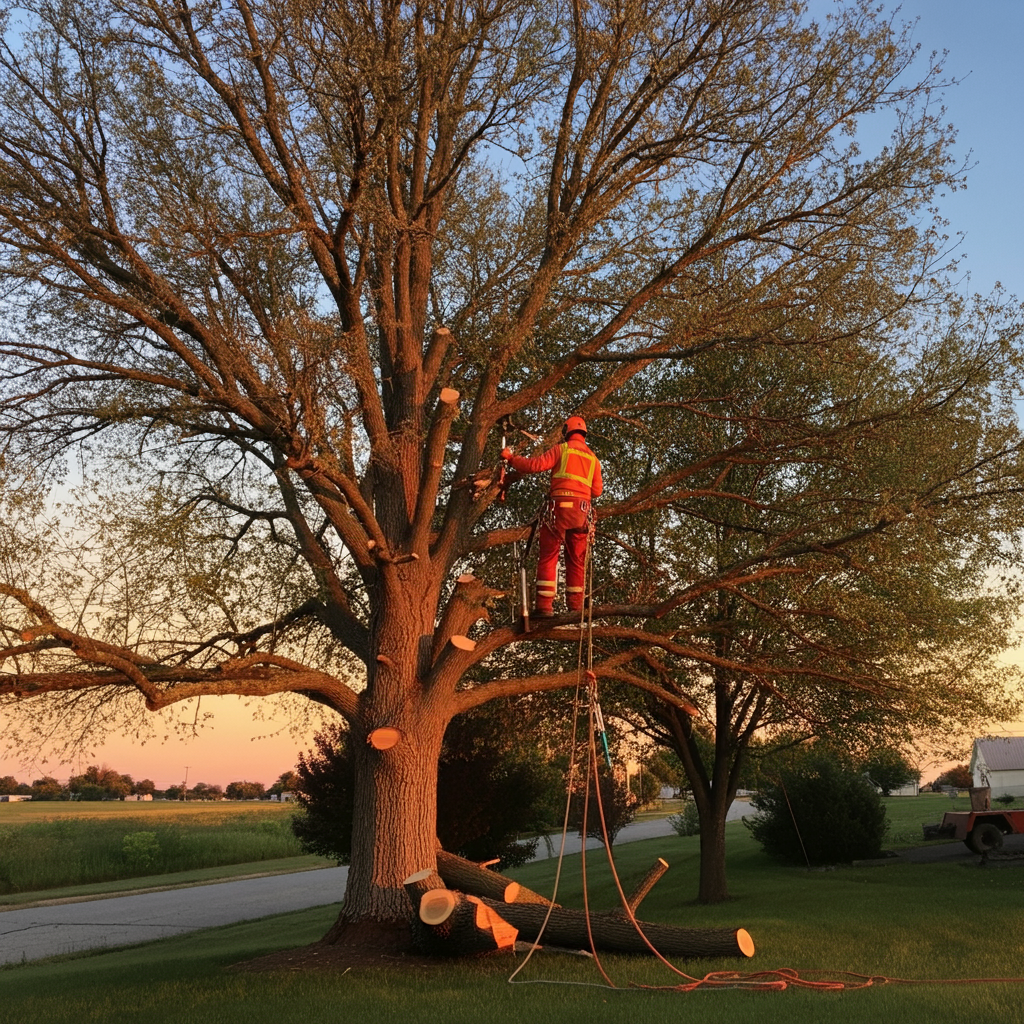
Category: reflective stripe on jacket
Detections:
[
  {"x1": 553, "y1": 443, "x2": 598, "y2": 491},
  {"x1": 506, "y1": 437, "x2": 603, "y2": 499}
]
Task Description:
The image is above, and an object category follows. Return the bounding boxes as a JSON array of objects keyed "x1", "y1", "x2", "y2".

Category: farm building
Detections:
[{"x1": 971, "y1": 736, "x2": 1024, "y2": 798}]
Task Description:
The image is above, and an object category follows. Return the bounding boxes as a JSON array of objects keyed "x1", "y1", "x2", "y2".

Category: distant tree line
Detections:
[{"x1": 0, "y1": 766, "x2": 301, "y2": 801}]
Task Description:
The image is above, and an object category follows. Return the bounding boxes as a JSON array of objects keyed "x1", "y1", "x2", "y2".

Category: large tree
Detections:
[
  {"x1": 0, "y1": 0, "x2": 1018, "y2": 939},
  {"x1": 609, "y1": 304, "x2": 1024, "y2": 900}
]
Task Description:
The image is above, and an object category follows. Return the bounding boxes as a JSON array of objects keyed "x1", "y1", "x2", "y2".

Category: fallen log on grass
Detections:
[
  {"x1": 405, "y1": 869, "x2": 518, "y2": 955},
  {"x1": 435, "y1": 850, "x2": 553, "y2": 906},
  {"x1": 480, "y1": 897, "x2": 755, "y2": 959}
]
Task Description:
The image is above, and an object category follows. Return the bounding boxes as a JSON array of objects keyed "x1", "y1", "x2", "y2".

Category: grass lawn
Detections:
[
  {"x1": 2, "y1": 818, "x2": 1022, "y2": 1024},
  {"x1": 0, "y1": 801, "x2": 314, "y2": 893}
]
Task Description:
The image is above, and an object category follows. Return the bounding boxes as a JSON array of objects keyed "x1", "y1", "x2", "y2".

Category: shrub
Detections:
[
  {"x1": 668, "y1": 801, "x2": 700, "y2": 837},
  {"x1": 122, "y1": 831, "x2": 160, "y2": 872},
  {"x1": 292, "y1": 705, "x2": 564, "y2": 867},
  {"x1": 995, "y1": 794, "x2": 1016, "y2": 806},
  {"x1": 745, "y1": 752, "x2": 888, "y2": 865}
]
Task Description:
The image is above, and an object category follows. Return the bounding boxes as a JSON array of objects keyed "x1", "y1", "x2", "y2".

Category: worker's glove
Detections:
[{"x1": 501, "y1": 447, "x2": 513, "y2": 461}]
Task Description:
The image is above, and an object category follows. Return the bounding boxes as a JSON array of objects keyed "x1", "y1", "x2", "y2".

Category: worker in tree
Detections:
[{"x1": 502, "y1": 416, "x2": 603, "y2": 617}]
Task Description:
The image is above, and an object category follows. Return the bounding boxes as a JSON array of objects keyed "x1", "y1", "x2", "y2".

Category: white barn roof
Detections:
[{"x1": 973, "y1": 736, "x2": 1024, "y2": 772}]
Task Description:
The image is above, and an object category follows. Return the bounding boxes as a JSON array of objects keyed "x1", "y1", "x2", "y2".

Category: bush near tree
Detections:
[
  {"x1": 746, "y1": 751, "x2": 889, "y2": 865},
  {"x1": 292, "y1": 702, "x2": 565, "y2": 868}
]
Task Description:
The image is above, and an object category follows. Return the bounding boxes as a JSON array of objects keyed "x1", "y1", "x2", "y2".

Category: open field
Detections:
[
  {"x1": 0, "y1": 800, "x2": 299, "y2": 825},
  {"x1": 2, "y1": 820, "x2": 1022, "y2": 1024},
  {"x1": 0, "y1": 802, "x2": 309, "y2": 893}
]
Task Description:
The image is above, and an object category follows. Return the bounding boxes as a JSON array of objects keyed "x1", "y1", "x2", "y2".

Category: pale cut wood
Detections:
[
  {"x1": 439, "y1": 387, "x2": 460, "y2": 404},
  {"x1": 449, "y1": 634, "x2": 476, "y2": 651},
  {"x1": 418, "y1": 887, "x2": 458, "y2": 925},
  {"x1": 402, "y1": 868, "x2": 447, "y2": 915},
  {"x1": 420, "y1": 891, "x2": 517, "y2": 956},
  {"x1": 481, "y1": 899, "x2": 756, "y2": 959},
  {"x1": 366, "y1": 726, "x2": 403, "y2": 750}
]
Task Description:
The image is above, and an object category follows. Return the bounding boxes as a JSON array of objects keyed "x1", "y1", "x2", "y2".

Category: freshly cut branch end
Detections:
[{"x1": 367, "y1": 727, "x2": 403, "y2": 750}]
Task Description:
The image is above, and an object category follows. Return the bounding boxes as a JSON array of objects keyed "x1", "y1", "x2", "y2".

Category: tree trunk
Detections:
[
  {"x1": 697, "y1": 810, "x2": 730, "y2": 904},
  {"x1": 323, "y1": 561, "x2": 455, "y2": 946}
]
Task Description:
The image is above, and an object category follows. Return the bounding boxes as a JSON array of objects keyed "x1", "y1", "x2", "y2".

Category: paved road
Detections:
[
  {"x1": 0, "y1": 868, "x2": 349, "y2": 966},
  {"x1": 0, "y1": 802, "x2": 758, "y2": 965},
  {"x1": 897, "y1": 832, "x2": 1024, "y2": 863},
  {"x1": 529, "y1": 797, "x2": 754, "y2": 859}
]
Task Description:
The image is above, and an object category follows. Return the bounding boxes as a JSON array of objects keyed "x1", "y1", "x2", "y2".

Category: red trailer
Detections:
[{"x1": 936, "y1": 809, "x2": 1024, "y2": 853}]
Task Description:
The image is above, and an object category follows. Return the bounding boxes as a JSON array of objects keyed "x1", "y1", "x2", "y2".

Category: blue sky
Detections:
[{"x1": 873, "y1": 0, "x2": 1023, "y2": 302}]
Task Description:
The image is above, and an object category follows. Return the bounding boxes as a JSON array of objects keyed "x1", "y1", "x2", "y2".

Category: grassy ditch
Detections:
[
  {"x1": 0, "y1": 803, "x2": 306, "y2": 893},
  {"x1": 2, "y1": 824, "x2": 1023, "y2": 1024}
]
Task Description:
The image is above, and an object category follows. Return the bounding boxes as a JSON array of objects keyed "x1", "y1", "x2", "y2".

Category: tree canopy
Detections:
[{"x1": 0, "y1": 0, "x2": 1021, "y2": 928}]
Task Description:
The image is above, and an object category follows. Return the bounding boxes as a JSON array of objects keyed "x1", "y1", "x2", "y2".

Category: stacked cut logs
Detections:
[{"x1": 403, "y1": 852, "x2": 755, "y2": 959}]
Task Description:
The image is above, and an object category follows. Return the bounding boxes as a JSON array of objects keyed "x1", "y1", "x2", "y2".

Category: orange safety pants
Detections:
[{"x1": 535, "y1": 496, "x2": 592, "y2": 613}]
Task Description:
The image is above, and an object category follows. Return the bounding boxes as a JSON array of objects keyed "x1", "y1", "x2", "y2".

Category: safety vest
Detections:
[{"x1": 552, "y1": 443, "x2": 598, "y2": 492}]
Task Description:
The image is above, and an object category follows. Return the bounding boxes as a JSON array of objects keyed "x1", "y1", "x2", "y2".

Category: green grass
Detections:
[
  {"x1": 0, "y1": 803, "x2": 308, "y2": 892},
  {"x1": 3, "y1": 823, "x2": 1023, "y2": 1024}
]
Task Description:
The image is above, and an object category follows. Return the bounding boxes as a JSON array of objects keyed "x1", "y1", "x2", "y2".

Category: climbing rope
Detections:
[{"x1": 507, "y1": 532, "x2": 1024, "y2": 995}]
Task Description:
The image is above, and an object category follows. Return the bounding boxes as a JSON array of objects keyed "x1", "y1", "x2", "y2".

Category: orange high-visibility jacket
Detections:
[{"x1": 506, "y1": 437, "x2": 603, "y2": 500}]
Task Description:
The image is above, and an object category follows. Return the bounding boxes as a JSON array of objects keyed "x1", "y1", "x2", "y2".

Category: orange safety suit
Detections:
[{"x1": 505, "y1": 437, "x2": 603, "y2": 614}]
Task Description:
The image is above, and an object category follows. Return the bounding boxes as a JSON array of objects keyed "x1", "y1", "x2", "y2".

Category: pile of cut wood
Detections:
[{"x1": 404, "y1": 851, "x2": 755, "y2": 959}]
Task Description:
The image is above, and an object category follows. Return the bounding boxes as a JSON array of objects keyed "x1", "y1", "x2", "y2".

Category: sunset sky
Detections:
[{"x1": 2, "y1": 0, "x2": 1022, "y2": 790}]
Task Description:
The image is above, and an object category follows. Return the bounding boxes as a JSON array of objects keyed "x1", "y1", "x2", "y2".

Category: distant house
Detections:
[
  {"x1": 270, "y1": 791, "x2": 297, "y2": 802},
  {"x1": 971, "y1": 736, "x2": 1024, "y2": 798},
  {"x1": 123, "y1": 794, "x2": 153, "y2": 801},
  {"x1": 0, "y1": 794, "x2": 32, "y2": 802}
]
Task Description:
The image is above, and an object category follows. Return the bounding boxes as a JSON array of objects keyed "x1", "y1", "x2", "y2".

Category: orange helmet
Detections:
[{"x1": 563, "y1": 415, "x2": 587, "y2": 438}]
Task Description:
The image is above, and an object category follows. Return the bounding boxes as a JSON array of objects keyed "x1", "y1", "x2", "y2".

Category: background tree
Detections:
[
  {"x1": 608, "y1": 314, "x2": 1024, "y2": 900},
  {"x1": 69, "y1": 765, "x2": 133, "y2": 801},
  {"x1": 189, "y1": 782, "x2": 224, "y2": 801},
  {"x1": 30, "y1": 776, "x2": 65, "y2": 800},
  {"x1": 268, "y1": 772, "x2": 300, "y2": 799},
  {"x1": 932, "y1": 765, "x2": 974, "y2": 790},
  {"x1": 861, "y1": 749, "x2": 920, "y2": 797},
  {"x1": 226, "y1": 781, "x2": 267, "y2": 801},
  {"x1": 569, "y1": 765, "x2": 636, "y2": 847},
  {"x1": 0, "y1": 0, "x2": 1020, "y2": 941}
]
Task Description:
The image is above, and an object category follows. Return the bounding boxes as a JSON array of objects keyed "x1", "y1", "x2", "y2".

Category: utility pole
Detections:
[{"x1": 183, "y1": 766, "x2": 189, "y2": 802}]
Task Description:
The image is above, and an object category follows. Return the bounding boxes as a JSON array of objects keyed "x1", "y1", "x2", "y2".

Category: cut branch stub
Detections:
[
  {"x1": 614, "y1": 857, "x2": 669, "y2": 916},
  {"x1": 367, "y1": 727, "x2": 403, "y2": 750},
  {"x1": 439, "y1": 387, "x2": 459, "y2": 404},
  {"x1": 449, "y1": 634, "x2": 476, "y2": 652}
]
